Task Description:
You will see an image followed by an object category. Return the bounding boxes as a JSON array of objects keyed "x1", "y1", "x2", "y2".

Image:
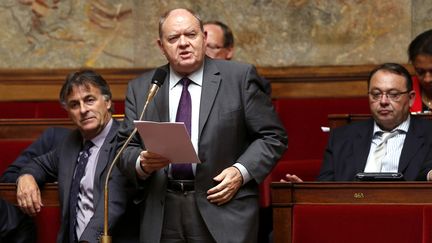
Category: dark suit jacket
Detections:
[
  {"x1": 0, "y1": 198, "x2": 36, "y2": 243},
  {"x1": 318, "y1": 116, "x2": 432, "y2": 181},
  {"x1": 20, "y1": 120, "x2": 137, "y2": 243},
  {"x1": 117, "y1": 58, "x2": 288, "y2": 243}
]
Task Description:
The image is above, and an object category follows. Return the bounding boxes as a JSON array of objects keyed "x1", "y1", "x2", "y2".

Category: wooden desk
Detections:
[
  {"x1": 0, "y1": 183, "x2": 59, "y2": 207},
  {"x1": 271, "y1": 182, "x2": 432, "y2": 243},
  {"x1": 327, "y1": 114, "x2": 370, "y2": 129}
]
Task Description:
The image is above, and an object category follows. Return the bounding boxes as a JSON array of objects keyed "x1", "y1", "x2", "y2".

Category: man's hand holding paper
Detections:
[
  {"x1": 134, "y1": 121, "x2": 201, "y2": 164},
  {"x1": 139, "y1": 150, "x2": 171, "y2": 174}
]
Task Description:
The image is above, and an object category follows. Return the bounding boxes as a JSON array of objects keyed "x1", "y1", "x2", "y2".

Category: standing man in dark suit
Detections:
[
  {"x1": 117, "y1": 8, "x2": 287, "y2": 243},
  {"x1": 15, "y1": 70, "x2": 137, "y2": 243},
  {"x1": 0, "y1": 127, "x2": 70, "y2": 243},
  {"x1": 283, "y1": 63, "x2": 432, "y2": 182}
]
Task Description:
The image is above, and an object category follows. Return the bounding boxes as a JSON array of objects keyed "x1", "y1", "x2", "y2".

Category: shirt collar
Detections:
[
  {"x1": 169, "y1": 64, "x2": 204, "y2": 90},
  {"x1": 372, "y1": 115, "x2": 410, "y2": 137},
  {"x1": 86, "y1": 118, "x2": 113, "y2": 148}
]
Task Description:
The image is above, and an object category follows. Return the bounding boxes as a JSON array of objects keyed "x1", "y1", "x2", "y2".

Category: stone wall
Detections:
[{"x1": 0, "y1": 0, "x2": 430, "y2": 68}]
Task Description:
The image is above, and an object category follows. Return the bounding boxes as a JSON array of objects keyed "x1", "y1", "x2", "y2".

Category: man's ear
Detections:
[
  {"x1": 203, "y1": 31, "x2": 208, "y2": 47},
  {"x1": 226, "y1": 47, "x2": 234, "y2": 60},
  {"x1": 62, "y1": 104, "x2": 70, "y2": 117},
  {"x1": 408, "y1": 90, "x2": 416, "y2": 107},
  {"x1": 106, "y1": 99, "x2": 112, "y2": 111},
  {"x1": 157, "y1": 39, "x2": 166, "y2": 56}
]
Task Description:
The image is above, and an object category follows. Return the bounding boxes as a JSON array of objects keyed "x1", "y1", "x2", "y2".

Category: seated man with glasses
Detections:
[
  {"x1": 203, "y1": 21, "x2": 234, "y2": 60},
  {"x1": 283, "y1": 62, "x2": 432, "y2": 182}
]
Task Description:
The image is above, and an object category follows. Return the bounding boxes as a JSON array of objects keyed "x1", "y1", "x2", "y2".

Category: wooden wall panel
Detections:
[{"x1": 0, "y1": 65, "x2": 414, "y2": 101}]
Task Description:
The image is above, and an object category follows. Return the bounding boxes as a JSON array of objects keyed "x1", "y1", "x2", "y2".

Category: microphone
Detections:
[
  {"x1": 100, "y1": 68, "x2": 167, "y2": 243},
  {"x1": 141, "y1": 68, "x2": 168, "y2": 120}
]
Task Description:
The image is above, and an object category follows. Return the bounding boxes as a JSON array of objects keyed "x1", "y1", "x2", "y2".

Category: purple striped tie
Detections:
[{"x1": 171, "y1": 78, "x2": 194, "y2": 180}]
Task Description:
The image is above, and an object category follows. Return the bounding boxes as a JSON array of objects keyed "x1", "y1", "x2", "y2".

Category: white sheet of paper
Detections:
[{"x1": 134, "y1": 121, "x2": 201, "y2": 164}]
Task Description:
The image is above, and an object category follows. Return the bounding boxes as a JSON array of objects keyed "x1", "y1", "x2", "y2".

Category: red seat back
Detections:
[
  {"x1": 0, "y1": 140, "x2": 32, "y2": 176},
  {"x1": 35, "y1": 207, "x2": 61, "y2": 243},
  {"x1": 293, "y1": 205, "x2": 425, "y2": 243}
]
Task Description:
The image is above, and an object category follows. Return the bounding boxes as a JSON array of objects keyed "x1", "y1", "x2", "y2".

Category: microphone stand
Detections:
[{"x1": 100, "y1": 84, "x2": 160, "y2": 243}]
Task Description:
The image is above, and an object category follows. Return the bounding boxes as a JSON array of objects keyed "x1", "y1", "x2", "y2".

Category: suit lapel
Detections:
[
  {"x1": 353, "y1": 119, "x2": 374, "y2": 173},
  {"x1": 199, "y1": 58, "x2": 221, "y2": 137},
  {"x1": 152, "y1": 65, "x2": 170, "y2": 122},
  {"x1": 93, "y1": 120, "x2": 120, "y2": 184},
  {"x1": 398, "y1": 118, "x2": 424, "y2": 172},
  {"x1": 62, "y1": 131, "x2": 83, "y2": 217}
]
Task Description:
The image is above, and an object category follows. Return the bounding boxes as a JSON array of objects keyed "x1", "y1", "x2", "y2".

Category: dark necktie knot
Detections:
[
  {"x1": 79, "y1": 141, "x2": 94, "y2": 162},
  {"x1": 376, "y1": 130, "x2": 400, "y2": 144},
  {"x1": 180, "y1": 77, "x2": 191, "y2": 88},
  {"x1": 83, "y1": 140, "x2": 94, "y2": 150}
]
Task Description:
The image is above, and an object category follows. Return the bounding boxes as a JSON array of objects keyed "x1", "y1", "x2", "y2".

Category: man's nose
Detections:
[
  {"x1": 424, "y1": 72, "x2": 432, "y2": 83},
  {"x1": 378, "y1": 93, "x2": 391, "y2": 104},
  {"x1": 79, "y1": 103, "x2": 89, "y2": 113},
  {"x1": 179, "y1": 35, "x2": 188, "y2": 46}
]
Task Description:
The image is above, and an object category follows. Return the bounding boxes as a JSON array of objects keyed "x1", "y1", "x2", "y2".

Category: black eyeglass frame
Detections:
[{"x1": 367, "y1": 90, "x2": 411, "y2": 101}]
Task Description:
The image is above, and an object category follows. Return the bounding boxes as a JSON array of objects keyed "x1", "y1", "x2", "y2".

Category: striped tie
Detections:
[
  {"x1": 69, "y1": 140, "x2": 93, "y2": 243},
  {"x1": 368, "y1": 131, "x2": 399, "y2": 172}
]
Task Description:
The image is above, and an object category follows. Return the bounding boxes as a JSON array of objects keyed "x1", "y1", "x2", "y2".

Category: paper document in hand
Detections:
[{"x1": 134, "y1": 121, "x2": 201, "y2": 164}]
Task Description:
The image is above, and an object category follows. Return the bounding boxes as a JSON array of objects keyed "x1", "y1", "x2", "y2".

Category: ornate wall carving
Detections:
[{"x1": 0, "y1": 0, "x2": 429, "y2": 68}]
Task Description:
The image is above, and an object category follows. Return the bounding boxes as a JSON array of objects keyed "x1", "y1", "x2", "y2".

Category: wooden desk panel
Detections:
[
  {"x1": 0, "y1": 183, "x2": 59, "y2": 207},
  {"x1": 0, "y1": 66, "x2": 377, "y2": 101},
  {"x1": 0, "y1": 118, "x2": 74, "y2": 139},
  {"x1": 271, "y1": 182, "x2": 432, "y2": 243}
]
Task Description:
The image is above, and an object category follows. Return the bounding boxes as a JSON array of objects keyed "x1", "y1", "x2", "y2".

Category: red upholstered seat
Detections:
[
  {"x1": 273, "y1": 97, "x2": 370, "y2": 161},
  {"x1": 0, "y1": 102, "x2": 67, "y2": 118},
  {"x1": 292, "y1": 205, "x2": 425, "y2": 243},
  {"x1": 422, "y1": 206, "x2": 432, "y2": 242},
  {"x1": 0, "y1": 140, "x2": 32, "y2": 176},
  {"x1": 35, "y1": 207, "x2": 61, "y2": 243}
]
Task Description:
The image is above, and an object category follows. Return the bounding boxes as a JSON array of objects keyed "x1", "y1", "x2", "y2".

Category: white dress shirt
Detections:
[{"x1": 364, "y1": 116, "x2": 409, "y2": 173}]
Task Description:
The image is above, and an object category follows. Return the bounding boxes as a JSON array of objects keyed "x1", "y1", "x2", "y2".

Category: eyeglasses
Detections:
[
  {"x1": 415, "y1": 68, "x2": 432, "y2": 77},
  {"x1": 206, "y1": 44, "x2": 224, "y2": 50},
  {"x1": 368, "y1": 90, "x2": 410, "y2": 101}
]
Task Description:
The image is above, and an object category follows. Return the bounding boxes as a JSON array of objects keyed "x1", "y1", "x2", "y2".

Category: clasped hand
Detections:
[{"x1": 16, "y1": 174, "x2": 43, "y2": 216}]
